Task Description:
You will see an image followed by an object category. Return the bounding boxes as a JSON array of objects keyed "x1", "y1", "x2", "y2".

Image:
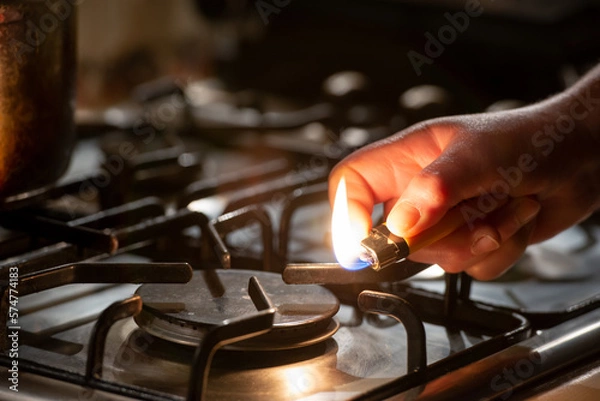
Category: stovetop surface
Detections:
[
  {"x1": 0, "y1": 76, "x2": 598, "y2": 400},
  {"x1": 16, "y1": 268, "x2": 498, "y2": 401}
]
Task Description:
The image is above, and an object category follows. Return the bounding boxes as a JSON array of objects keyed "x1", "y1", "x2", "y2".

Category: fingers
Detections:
[
  {"x1": 491, "y1": 197, "x2": 540, "y2": 244},
  {"x1": 466, "y1": 221, "x2": 536, "y2": 280},
  {"x1": 408, "y1": 197, "x2": 541, "y2": 278},
  {"x1": 330, "y1": 120, "x2": 465, "y2": 238},
  {"x1": 386, "y1": 135, "x2": 499, "y2": 237},
  {"x1": 328, "y1": 133, "x2": 427, "y2": 238}
]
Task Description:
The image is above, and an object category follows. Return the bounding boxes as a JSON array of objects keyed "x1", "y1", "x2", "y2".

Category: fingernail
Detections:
[
  {"x1": 471, "y1": 234, "x2": 500, "y2": 255},
  {"x1": 389, "y1": 201, "x2": 421, "y2": 235},
  {"x1": 515, "y1": 199, "x2": 541, "y2": 225}
]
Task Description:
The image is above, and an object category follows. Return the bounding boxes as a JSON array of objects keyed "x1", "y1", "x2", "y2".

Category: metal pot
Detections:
[{"x1": 0, "y1": 0, "x2": 76, "y2": 199}]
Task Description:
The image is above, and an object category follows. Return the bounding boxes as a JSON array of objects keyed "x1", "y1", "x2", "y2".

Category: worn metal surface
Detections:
[
  {"x1": 86, "y1": 295, "x2": 143, "y2": 380},
  {"x1": 135, "y1": 269, "x2": 340, "y2": 350},
  {"x1": 0, "y1": 1, "x2": 76, "y2": 197},
  {"x1": 0, "y1": 257, "x2": 532, "y2": 401},
  {"x1": 208, "y1": 205, "x2": 273, "y2": 271},
  {"x1": 0, "y1": 262, "x2": 192, "y2": 351},
  {"x1": 358, "y1": 291, "x2": 427, "y2": 374},
  {"x1": 387, "y1": 307, "x2": 600, "y2": 401},
  {"x1": 283, "y1": 262, "x2": 430, "y2": 285},
  {"x1": 187, "y1": 275, "x2": 277, "y2": 401}
]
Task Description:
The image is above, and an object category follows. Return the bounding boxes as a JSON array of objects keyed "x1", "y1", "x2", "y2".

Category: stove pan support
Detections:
[
  {"x1": 67, "y1": 196, "x2": 166, "y2": 229},
  {"x1": 283, "y1": 262, "x2": 430, "y2": 285},
  {"x1": 0, "y1": 174, "x2": 104, "y2": 212},
  {"x1": 0, "y1": 212, "x2": 119, "y2": 254},
  {"x1": 285, "y1": 264, "x2": 533, "y2": 400},
  {"x1": 0, "y1": 262, "x2": 194, "y2": 401},
  {"x1": 223, "y1": 167, "x2": 329, "y2": 213},
  {"x1": 390, "y1": 307, "x2": 600, "y2": 400},
  {"x1": 357, "y1": 290, "x2": 427, "y2": 375},
  {"x1": 208, "y1": 205, "x2": 274, "y2": 271},
  {"x1": 187, "y1": 276, "x2": 276, "y2": 401},
  {"x1": 0, "y1": 197, "x2": 167, "y2": 276},
  {"x1": 177, "y1": 158, "x2": 291, "y2": 209},
  {"x1": 114, "y1": 208, "x2": 212, "y2": 261},
  {"x1": 0, "y1": 262, "x2": 193, "y2": 352},
  {"x1": 86, "y1": 295, "x2": 143, "y2": 380},
  {"x1": 443, "y1": 270, "x2": 600, "y2": 329},
  {"x1": 0, "y1": 202, "x2": 212, "y2": 280},
  {"x1": 278, "y1": 183, "x2": 328, "y2": 264},
  {"x1": 0, "y1": 159, "x2": 168, "y2": 212},
  {"x1": 443, "y1": 272, "x2": 472, "y2": 318}
]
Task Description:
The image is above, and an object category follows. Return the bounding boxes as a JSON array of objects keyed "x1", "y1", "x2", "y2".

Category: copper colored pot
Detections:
[{"x1": 0, "y1": 0, "x2": 76, "y2": 199}]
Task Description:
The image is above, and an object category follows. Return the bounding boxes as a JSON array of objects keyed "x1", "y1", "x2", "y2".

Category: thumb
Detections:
[{"x1": 387, "y1": 148, "x2": 486, "y2": 237}]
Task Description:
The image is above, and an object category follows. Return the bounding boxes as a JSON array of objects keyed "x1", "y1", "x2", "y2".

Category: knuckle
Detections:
[
  {"x1": 570, "y1": 174, "x2": 600, "y2": 212},
  {"x1": 417, "y1": 169, "x2": 453, "y2": 206},
  {"x1": 466, "y1": 265, "x2": 500, "y2": 281},
  {"x1": 439, "y1": 263, "x2": 464, "y2": 274},
  {"x1": 436, "y1": 250, "x2": 475, "y2": 273}
]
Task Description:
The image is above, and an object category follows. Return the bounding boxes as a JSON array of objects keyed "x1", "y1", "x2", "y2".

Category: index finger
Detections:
[{"x1": 328, "y1": 144, "x2": 418, "y2": 237}]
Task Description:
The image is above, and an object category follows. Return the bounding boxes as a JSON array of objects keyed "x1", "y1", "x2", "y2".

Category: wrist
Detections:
[{"x1": 551, "y1": 67, "x2": 600, "y2": 143}]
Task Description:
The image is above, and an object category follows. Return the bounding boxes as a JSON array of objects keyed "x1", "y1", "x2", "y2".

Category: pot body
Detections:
[{"x1": 0, "y1": 0, "x2": 76, "y2": 198}]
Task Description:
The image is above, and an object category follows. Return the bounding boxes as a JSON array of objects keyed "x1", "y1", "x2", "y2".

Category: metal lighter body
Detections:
[{"x1": 360, "y1": 224, "x2": 410, "y2": 271}]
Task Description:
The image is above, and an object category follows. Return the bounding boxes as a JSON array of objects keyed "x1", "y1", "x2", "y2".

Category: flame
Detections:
[{"x1": 331, "y1": 177, "x2": 370, "y2": 270}]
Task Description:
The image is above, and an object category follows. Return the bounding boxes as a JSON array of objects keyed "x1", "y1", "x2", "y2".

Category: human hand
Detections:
[{"x1": 329, "y1": 74, "x2": 600, "y2": 279}]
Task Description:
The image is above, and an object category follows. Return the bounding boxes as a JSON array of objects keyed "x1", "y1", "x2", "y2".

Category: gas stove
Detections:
[{"x1": 0, "y1": 71, "x2": 599, "y2": 401}]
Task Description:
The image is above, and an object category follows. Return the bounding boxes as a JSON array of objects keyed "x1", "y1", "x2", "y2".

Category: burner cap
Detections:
[{"x1": 135, "y1": 270, "x2": 340, "y2": 350}]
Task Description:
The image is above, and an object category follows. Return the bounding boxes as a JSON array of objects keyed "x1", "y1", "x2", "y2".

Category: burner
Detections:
[{"x1": 134, "y1": 270, "x2": 340, "y2": 350}]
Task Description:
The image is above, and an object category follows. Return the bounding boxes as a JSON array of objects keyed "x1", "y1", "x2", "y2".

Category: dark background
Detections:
[{"x1": 198, "y1": 0, "x2": 600, "y2": 113}]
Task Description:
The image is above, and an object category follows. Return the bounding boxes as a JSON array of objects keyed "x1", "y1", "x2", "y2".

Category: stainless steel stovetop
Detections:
[{"x1": 0, "y1": 77, "x2": 599, "y2": 401}]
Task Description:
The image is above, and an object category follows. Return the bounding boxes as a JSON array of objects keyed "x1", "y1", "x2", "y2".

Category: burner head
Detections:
[{"x1": 135, "y1": 270, "x2": 340, "y2": 350}]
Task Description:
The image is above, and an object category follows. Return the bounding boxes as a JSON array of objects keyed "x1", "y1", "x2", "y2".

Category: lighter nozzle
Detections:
[
  {"x1": 359, "y1": 247, "x2": 377, "y2": 268},
  {"x1": 360, "y1": 224, "x2": 409, "y2": 271}
]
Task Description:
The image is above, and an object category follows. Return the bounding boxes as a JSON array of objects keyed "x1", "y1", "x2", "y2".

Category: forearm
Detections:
[{"x1": 550, "y1": 64, "x2": 600, "y2": 141}]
